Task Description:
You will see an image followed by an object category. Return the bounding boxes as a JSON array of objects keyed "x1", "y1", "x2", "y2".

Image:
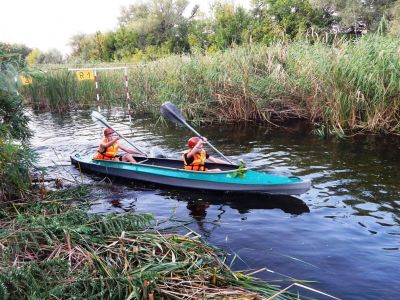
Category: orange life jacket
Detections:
[
  {"x1": 183, "y1": 149, "x2": 208, "y2": 171},
  {"x1": 93, "y1": 138, "x2": 119, "y2": 160}
]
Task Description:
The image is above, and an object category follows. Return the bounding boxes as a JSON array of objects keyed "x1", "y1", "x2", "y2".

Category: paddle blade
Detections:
[
  {"x1": 91, "y1": 111, "x2": 110, "y2": 128},
  {"x1": 160, "y1": 101, "x2": 186, "y2": 127}
]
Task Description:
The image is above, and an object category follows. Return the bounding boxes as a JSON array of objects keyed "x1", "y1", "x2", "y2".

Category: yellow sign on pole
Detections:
[
  {"x1": 76, "y1": 70, "x2": 95, "y2": 81},
  {"x1": 20, "y1": 75, "x2": 32, "y2": 85}
]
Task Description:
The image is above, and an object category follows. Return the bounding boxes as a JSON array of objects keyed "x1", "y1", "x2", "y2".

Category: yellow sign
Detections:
[
  {"x1": 76, "y1": 70, "x2": 95, "y2": 81},
  {"x1": 20, "y1": 75, "x2": 32, "y2": 85}
]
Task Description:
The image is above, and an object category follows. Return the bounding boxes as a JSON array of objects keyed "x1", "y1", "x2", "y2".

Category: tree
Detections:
[
  {"x1": 118, "y1": 2, "x2": 152, "y2": 26},
  {"x1": 0, "y1": 49, "x2": 35, "y2": 200},
  {"x1": 68, "y1": 33, "x2": 100, "y2": 62},
  {"x1": 251, "y1": 0, "x2": 331, "y2": 39},
  {"x1": 188, "y1": 18, "x2": 212, "y2": 51},
  {"x1": 101, "y1": 32, "x2": 117, "y2": 61},
  {"x1": 0, "y1": 42, "x2": 31, "y2": 67},
  {"x1": 25, "y1": 48, "x2": 42, "y2": 65},
  {"x1": 40, "y1": 49, "x2": 64, "y2": 64},
  {"x1": 26, "y1": 48, "x2": 64, "y2": 65},
  {"x1": 115, "y1": 0, "x2": 194, "y2": 58},
  {"x1": 309, "y1": 0, "x2": 398, "y2": 32},
  {"x1": 68, "y1": 0, "x2": 196, "y2": 61},
  {"x1": 210, "y1": 2, "x2": 252, "y2": 49},
  {"x1": 113, "y1": 26, "x2": 141, "y2": 60}
]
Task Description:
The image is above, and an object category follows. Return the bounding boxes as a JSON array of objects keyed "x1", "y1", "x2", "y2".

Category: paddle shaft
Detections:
[
  {"x1": 94, "y1": 115, "x2": 147, "y2": 156},
  {"x1": 180, "y1": 119, "x2": 233, "y2": 164}
]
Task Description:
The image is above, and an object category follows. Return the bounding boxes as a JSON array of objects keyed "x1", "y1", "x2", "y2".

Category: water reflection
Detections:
[
  {"x1": 166, "y1": 190, "x2": 310, "y2": 238},
  {"x1": 87, "y1": 176, "x2": 310, "y2": 216},
  {"x1": 160, "y1": 189, "x2": 310, "y2": 215}
]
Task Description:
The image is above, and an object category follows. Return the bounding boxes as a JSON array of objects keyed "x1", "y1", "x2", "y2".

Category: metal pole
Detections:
[
  {"x1": 124, "y1": 67, "x2": 132, "y2": 124},
  {"x1": 94, "y1": 70, "x2": 100, "y2": 112},
  {"x1": 68, "y1": 67, "x2": 130, "y2": 71}
]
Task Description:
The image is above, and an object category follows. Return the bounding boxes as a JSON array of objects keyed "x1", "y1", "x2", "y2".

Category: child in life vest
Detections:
[
  {"x1": 93, "y1": 128, "x2": 140, "y2": 163},
  {"x1": 183, "y1": 137, "x2": 227, "y2": 171}
]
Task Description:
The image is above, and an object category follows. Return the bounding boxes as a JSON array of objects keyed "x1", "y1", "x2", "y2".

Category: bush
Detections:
[
  {"x1": 0, "y1": 141, "x2": 35, "y2": 200},
  {"x1": 0, "y1": 54, "x2": 35, "y2": 200}
]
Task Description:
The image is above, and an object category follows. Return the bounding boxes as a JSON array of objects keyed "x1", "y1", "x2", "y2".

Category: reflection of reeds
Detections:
[
  {"x1": 0, "y1": 187, "x2": 292, "y2": 299},
  {"x1": 25, "y1": 34, "x2": 400, "y2": 135}
]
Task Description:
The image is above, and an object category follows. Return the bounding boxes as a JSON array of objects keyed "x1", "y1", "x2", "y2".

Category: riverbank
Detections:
[
  {"x1": 0, "y1": 186, "x2": 298, "y2": 299},
  {"x1": 25, "y1": 34, "x2": 400, "y2": 137}
]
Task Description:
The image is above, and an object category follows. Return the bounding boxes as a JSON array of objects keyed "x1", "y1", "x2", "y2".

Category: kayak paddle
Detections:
[
  {"x1": 160, "y1": 101, "x2": 233, "y2": 164},
  {"x1": 91, "y1": 111, "x2": 147, "y2": 156}
]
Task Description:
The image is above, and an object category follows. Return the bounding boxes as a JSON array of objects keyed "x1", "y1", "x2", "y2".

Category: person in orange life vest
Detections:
[
  {"x1": 183, "y1": 136, "x2": 228, "y2": 171},
  {"x1": 93, "y1": 128, "x2": 139, "y2": 163}
]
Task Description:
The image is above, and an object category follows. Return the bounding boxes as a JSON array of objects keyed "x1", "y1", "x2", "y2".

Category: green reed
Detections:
[
  {"x1": 0, "y1": 186, "x2": 298, "y2": 299},
  {"x1": 24, "y1": 34, "x2": 400, "y2": 135}
]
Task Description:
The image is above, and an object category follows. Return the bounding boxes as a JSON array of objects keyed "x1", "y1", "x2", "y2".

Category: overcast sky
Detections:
[{"x1": 1, "y1": 0, "x2": 248, "y2": 55}]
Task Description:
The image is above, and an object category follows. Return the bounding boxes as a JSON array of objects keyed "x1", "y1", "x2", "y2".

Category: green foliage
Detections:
[
  {"x1": 69, "y1": 33, "x2": 102, "y2": 62},
  {"x1": 0, "y1": 141, "x2": 35, "y2": 201},
  {"x1": 188, "y1": 19, "x2": 212, "y2": 51},
  {"x1": 26, "y1": 67, "x2": 137, "y2": 111},
  {"x1": 0, "y1": 48, "x2": 35, "y2": 201},
  {"x1": 0, "y1": 42, "x2": 31, "y2": 68},
  {"x1": 0, "y1": 187, "x2": 290, "y2": 299},
  {"x1": 37, "y1": 49, "x2": 64, "y2": 64},
  {"x1": 61, "y1": 0, "x2": 400, "y2": 62},
  {"x1": 25, "y1": 48, "x2": 42, "y2": 66},
  {"x1": 211, "y1": 3, "x2": 252, "y2": 49},
  {"x1": 0, "y1": 51, "x2": 32, "y2": 141},
  {"x1": 70, "y1": 0, "x2": 193, "y2": 62},
  {"x1": 310, "y1": 0, "x2": 397, "y2": 31},
  {"x1": 253, "y1": 0, "x2": 333, "y2": 39},
  {"x1": 0, "y1": 90, "x2": 31, "y2": 141},
  {"x1": 233, "y1": 160, "x2": 247, "y2": 178}
]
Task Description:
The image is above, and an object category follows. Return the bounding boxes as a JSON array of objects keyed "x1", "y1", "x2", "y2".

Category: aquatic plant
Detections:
[
  {"x1": 23, "y1": 34, "x2": 400, "y2": 135},
  {"x1": 0, "y1": 186, "x2": 298, "y2": 299}
]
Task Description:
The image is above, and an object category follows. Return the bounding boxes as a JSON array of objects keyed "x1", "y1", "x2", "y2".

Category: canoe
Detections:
[{"x1": 70, "y1": 154, "x2": 311, "y2": 195}]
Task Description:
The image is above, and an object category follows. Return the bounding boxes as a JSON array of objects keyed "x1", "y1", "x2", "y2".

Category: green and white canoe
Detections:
[{"x1": 71, "y1": 154, "x2": 311, "y2": 195}]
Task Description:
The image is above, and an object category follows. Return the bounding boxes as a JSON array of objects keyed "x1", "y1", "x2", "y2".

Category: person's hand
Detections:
[
  {"x1": 195, "y1": 137, "x2": 206, "y2": 149},
  {"x1": 198, "y1": 137, "x2": 207, "y2": 147}
]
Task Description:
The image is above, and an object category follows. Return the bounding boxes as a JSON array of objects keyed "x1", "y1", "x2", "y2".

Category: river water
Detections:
[{"x1": 30, "y1": 109, "x2": 400, "y2": 299}]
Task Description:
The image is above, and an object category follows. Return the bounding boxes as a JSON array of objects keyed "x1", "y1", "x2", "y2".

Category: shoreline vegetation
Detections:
[
  {"x1": 25, "y1": 34, "x2": 400, "y2": 137},
  {"x1": 0, "y1": 186, "x2": 304, "y2": 299}
]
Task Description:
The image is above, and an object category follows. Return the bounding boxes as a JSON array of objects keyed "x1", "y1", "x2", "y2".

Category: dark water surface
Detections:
[{"x1": 30, "y1": 109, "x2": 400, "y2": 299}]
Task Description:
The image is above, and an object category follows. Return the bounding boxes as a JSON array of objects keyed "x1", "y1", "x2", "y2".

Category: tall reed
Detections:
[{"x1": 24, "y1": 34, "x2": 400, "y2": 135}]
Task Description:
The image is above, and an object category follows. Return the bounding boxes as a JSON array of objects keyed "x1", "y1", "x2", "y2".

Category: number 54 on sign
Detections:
[{"x1": 76, "y1": 70, "x2": 94, "y2": 81}]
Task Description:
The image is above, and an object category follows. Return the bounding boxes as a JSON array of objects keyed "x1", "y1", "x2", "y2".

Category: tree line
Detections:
[
  {"x1": 2, "y1": 0, "x2": 399, "y2": 64},
  {"x1": 65, "y1": 0, "x2": 400, "y2": 62}
]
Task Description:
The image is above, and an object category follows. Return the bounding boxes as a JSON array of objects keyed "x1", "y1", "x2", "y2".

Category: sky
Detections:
[{"x1": 1, "y1": 0, "x2": 249, "y2": 56}]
